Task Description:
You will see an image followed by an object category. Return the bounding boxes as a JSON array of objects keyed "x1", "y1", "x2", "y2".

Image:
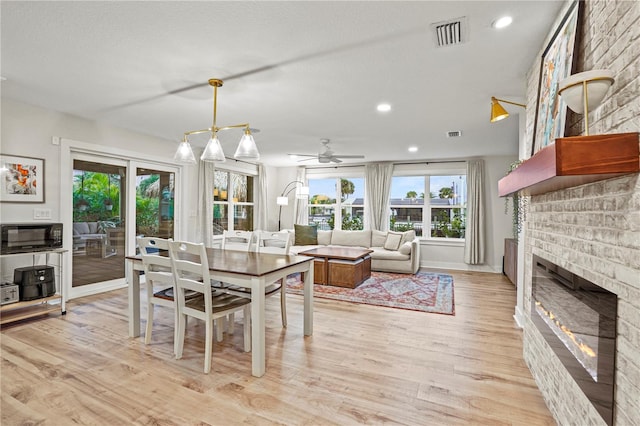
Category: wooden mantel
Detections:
[{"x1": 498, "y1": 132, "x2": 640, "y2": 197}]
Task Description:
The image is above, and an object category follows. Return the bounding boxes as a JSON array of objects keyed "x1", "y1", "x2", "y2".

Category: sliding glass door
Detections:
[{"x1": 72, "y1": 157, "x2": 127, "y2": 288}]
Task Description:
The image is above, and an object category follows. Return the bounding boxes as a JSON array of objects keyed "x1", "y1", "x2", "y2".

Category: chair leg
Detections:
[
  {"x1": 173, "y1": 306, "x2": 179, "y2": 356},
  {"x1": 175, "y1": 313, "x2": 186, "y2": 359},
  {"x1": 144, "y1": 302, "x2": 154, "y2": 344},
  {"x1": 227, "y1": 313, "x2": 235, "y2": 334},
  {"x1": 215, "y1": 319, "x2": 223, "y2": 342},
  {"x1": 280, "y1": 280, "x2": 287, "y2": 328},
  {"x1": 205, "y1": 318, "x2": 213, "y2": 374},
  {"x1": 243, "y1": 305, "x2": 251, "y2": 352}
]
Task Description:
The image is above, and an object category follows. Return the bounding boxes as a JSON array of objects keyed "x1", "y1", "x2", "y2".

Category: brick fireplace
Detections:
[
  {"x1": 519, "y1": 1, "x2": 639, "y2": 424},
  {"x1": 523, "y1": 175, "x2": 639, "y2": 424}
]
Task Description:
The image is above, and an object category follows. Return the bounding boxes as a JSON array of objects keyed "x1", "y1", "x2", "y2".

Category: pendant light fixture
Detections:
[{"x1": 174, "y1": 78, "x2": 259, "y2": 164}]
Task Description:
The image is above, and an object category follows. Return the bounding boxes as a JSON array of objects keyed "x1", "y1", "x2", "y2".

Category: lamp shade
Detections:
[
  {"x1": 276, "y1": 196, "x2": 289, "y2": 206},
  {"x1": 174, "y1": 139, "x2": 197, "y2": 164},
  {"x1": 201, "y1": 135, "x2": 226, "y2": 162},
  {"x1": 490, "y1": 98, "x2": 510, "y2": 122},
  {"x1": 234, "y1": 133, "x2": 260, "y2": 160},
  {"x1": 558, "y1": 69, "x2": 614, "y2": 114}
]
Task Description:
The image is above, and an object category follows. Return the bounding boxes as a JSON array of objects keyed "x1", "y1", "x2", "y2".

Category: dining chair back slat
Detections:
[{"x1": 168, "y1": 240, "x2": 251, "y2": 374}]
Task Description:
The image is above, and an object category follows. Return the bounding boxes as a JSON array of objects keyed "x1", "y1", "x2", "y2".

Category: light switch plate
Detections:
[{"x1": 33, "y1": 208, "x2": 52, "y2": 220}]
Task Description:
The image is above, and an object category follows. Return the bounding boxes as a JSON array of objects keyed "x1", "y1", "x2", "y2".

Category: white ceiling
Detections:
[{"x1": 1, "y1": 1, "x2": 564, "y2": 167}]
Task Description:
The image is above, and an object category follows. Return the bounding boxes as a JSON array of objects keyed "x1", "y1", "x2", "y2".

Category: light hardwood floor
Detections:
[{"x1": 1, "y1": 270, "x2": 555, "y2": 425}]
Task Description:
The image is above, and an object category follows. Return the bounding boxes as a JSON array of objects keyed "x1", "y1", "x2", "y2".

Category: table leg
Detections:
[
  {"x1": 251, "y1": 276, "x2": 266, "y2": 377},
  {"x1": 129, "y1": 268, "x2": 141, "y2": 337},
  {"x1": 303, "y1": 261, "x2": 314, "y2": 336}
]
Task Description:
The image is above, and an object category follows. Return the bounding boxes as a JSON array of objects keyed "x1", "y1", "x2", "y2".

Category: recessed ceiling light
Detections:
[
  {"x1": 408, "y1": 146, "x2": 418, "y2": 153},
  {"x1": 377, "y1": 103, "x2": 391, "y2": 112},
  {"x1": 493, "y1": 16, "x2": 513, "y2": 29}
]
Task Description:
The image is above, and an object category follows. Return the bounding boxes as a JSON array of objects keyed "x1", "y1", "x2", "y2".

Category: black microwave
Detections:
[{"x1": 0, "y1": 223, "x2": 63, "y2": 254}]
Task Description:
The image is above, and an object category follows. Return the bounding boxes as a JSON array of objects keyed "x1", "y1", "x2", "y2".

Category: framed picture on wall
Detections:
[
  {"x1": 532, "y1": 0, "x2": 581, "y2": 156},
  {"x1": 0, "y1": 154, "x2": 45, "y2": 203}
]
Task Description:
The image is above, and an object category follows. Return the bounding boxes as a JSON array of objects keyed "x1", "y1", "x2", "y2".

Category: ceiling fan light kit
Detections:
[
  {"x1": 174, "y1": 78, "x2": 259, "y2": 164},
  {"x1": 490, "y1": 96, "x2": 526, "y2": 123}
]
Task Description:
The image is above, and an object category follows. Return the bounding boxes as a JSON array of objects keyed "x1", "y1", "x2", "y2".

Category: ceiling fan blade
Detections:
[
  {"x1": 297, "y1": 157, "x2": 319, "y2": 162},
  {"x1": 333, "y1": 155, "x2": 365, "y2": 159},
  {"x1": 330, "y1": 157, "x2": 343, "y2": 163},
  {"x1": 288, "y1": 153, "x2": 317, "y2": 157}
]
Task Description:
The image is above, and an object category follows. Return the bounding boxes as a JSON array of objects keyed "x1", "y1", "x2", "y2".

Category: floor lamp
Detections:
[{"x1": 277, "y1": 181, "x2": 309, "y2": 231}]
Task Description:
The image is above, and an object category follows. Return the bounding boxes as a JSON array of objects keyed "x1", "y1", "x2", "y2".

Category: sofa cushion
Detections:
[
  {"x1": 317, "y1": 230, "x2": 332, "y2": 245},
  {"x1": 294, "y1": 224, "x2": 318, "y2": 245},
  {"x1": 369, "y1": 247, "x2": 410, "y2": 261},
  {"x1": 371, "y1": 230, "x2": 387, "y2": 247},
  {"x1": 383, "y1": 231, "x2": 403, "y2": 251},
  {"x1": 73, "y1": 222, "x2": 90, "y2": 235},
  {"x1": 87, "y1": 222, "x2": 99, "y2": 234},
  {"x1": 331, "y1": 230, "x2": 371, "y2": 247},
  {"x1": 398, "y1": 241, "x2": 412, "y2": 255}
]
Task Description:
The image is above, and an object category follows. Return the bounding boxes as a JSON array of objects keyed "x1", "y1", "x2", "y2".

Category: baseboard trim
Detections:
[{"x1": 420, "y1": 260, "x2": 501, "y2": 273}]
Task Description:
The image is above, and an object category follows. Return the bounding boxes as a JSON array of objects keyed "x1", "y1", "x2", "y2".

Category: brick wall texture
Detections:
[{"x1": 522, "y1": 1, "x2": 640, "y2": 425}]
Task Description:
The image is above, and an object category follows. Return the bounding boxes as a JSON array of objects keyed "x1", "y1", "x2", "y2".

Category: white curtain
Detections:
[
  {"x1": 464, "y1": 159, "x2": 485, "y2": 264},
  {"x1": 257, "y1": 163, "x2": 268, "y2": 230},
  {"x1": 294, "y1": 166, "x2": 308, "y2": 225},
  {"x1": 197, "y1": 160, "x2": 215, "y2": 247},
  {"x1": 364, "y1": 162, "x2": 394, "y2": 231}
]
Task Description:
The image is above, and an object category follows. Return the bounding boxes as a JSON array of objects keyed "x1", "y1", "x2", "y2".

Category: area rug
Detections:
[{"x1": 286, "y1": 271, "x2": 455, "y2": 315}]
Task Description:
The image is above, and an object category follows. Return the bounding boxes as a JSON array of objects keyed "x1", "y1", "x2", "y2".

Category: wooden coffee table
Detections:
[{"x1": 299, "y1": 247, "x2": 373, "y2": 288}]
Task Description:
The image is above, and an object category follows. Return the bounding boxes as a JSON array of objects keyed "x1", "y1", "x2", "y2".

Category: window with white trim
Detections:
[
  {"x1": 213, "y1": 170, "x2": 254, "y2": 234},
  {"x1": 389, "y1": 173, "x2": 466, "y2": 239},
  {"x1": 307, "y1": 176, "x2": 365, "y2": 230}
]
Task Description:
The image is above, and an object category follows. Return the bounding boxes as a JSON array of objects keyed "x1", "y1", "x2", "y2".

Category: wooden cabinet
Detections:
[{"x1": 503, "y1": 238, "x2": 517, "y2": 286}]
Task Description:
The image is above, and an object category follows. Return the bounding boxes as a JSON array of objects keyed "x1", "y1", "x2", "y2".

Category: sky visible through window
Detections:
[{"x1": 309, "y1": 176, "x2": 462, "y2": 199}]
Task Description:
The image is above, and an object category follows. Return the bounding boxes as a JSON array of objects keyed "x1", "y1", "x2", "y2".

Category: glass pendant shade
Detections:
[
  {"x1": 174, "y1": 140, "x2": 196, "y2": 164},
  {"x1": 234, "y1": 133, "x2": 260, "y2": 160},
  {"x1": 201, "y1": 135, "x2": 226, "y2": 162}
]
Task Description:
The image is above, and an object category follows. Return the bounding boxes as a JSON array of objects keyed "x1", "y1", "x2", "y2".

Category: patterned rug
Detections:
[{"x1": 286, "y1": 271, "x2": 455, "y2": 315}]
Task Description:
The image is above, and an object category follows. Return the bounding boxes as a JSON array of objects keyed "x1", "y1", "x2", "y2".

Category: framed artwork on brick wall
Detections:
[
  {"x1": 532, "y1": 0, "x2": 581, "y2": 156},
  {"x1": 0, "y1": 154, "x2": 45, "y2": 203}
]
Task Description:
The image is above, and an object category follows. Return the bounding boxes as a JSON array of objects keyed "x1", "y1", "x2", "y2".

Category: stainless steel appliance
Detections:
[{"x1": 0, "y1": 223, "x2": 63, "y2": 254}]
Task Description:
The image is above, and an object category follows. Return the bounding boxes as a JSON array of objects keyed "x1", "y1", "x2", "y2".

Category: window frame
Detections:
[{"x1": 213, "y1": 169, "x2": 255, "y2": 234}]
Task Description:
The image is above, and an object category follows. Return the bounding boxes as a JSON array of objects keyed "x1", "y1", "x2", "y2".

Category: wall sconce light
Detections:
[
  {"x1": 558, "y1": 69, "x2": 614, "y2": 136},
  {"x1": 277, "y1": 180, "x2": 309, "y2": 230},
  {"x1": 174, "y1": 78, "x2": 259, "y2": 164},
  {"x1": 490, "y1": 97, "x2": 526, "y2": 123}
]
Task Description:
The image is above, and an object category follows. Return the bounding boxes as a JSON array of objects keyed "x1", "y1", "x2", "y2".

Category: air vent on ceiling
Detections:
[
  {"x1": 432, "y1": 17, "x2": 468, "y2": 47},
  {"x1": 447, "y1": 130, "x2": 462, "y2": 138}
]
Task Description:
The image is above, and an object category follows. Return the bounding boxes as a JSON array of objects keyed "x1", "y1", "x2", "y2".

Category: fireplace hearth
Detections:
[{"x1": 531, "y1": 255, "x2": 617, "y2": 425}]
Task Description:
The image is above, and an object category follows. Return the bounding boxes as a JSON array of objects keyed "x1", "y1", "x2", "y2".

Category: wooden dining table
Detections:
[{"x1": 126, "y1": 247, "x2": 314, "y2": 377}]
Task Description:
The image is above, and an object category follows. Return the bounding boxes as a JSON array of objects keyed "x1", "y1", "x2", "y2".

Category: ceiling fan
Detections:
[{"x1": 289, "y1": 139, "x2": 365, "y2": 163}]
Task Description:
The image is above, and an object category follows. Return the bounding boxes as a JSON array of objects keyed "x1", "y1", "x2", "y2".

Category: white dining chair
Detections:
[
  {"x1": 224, "y1": 231, "x2": 292, "y2": 327},
  {"x1": 137, "y1": 237, "x2": 178, "y2": 353},
  {"x1": 168, "y1": 240, "x2": 251, "y2": 374}
]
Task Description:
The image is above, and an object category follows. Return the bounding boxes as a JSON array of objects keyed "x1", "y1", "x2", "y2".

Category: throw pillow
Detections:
[
  {"x1": 383, "y1": 231, "x2": 403, "y2": 251},
  {"x1": 398, "y1": 241, "x2": 412, "y2": 255},
  {"x1": 294, "y1": 224, "x2": 318, "y2": 245},
  {"x1": 401, "y1": 229, "x2": 416, "y2": 245}
]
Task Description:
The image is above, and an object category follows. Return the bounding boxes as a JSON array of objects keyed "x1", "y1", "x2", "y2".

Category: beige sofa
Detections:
[{"x1": 289, "y1": 229, "x2": 420, "y2": 274}]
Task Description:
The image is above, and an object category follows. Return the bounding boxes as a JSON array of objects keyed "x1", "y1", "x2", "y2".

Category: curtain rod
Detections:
[{"x1": 306, "y1": 160, "x2": 467, "y2": 170}]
